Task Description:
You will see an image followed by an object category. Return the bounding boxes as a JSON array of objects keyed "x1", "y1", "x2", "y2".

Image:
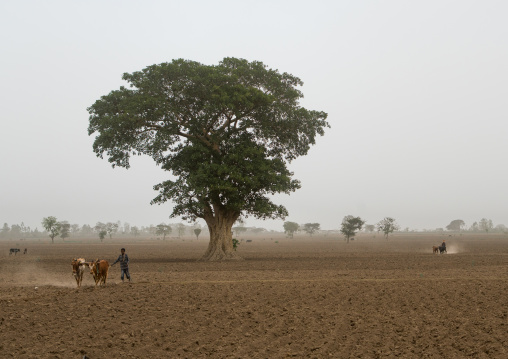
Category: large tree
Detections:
[{"x1": 88, "y1": 58, "x2": 328, "y2": 261}]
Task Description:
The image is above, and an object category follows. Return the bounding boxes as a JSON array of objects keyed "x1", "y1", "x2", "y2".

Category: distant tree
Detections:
[
  {"x1": 71, "y1": 224, "x2": 80, "y2": 234},
  {"x1": 233, "y1": 225, "x2": 247, "y2": 237},
  {"x1": 283, "y1": 221, "x2": 300, "y2": 238},
  {"x1": 376, "y1": 217, "x2": 399, "y2": 239},
  {"x1": 59, "y1": 221, "x2": 71, "y2": 241},
  {"x1": 446, "y1": 219, "x2": 465, "y2": 231},
  {"x1": 303, "y1": 223, "x2": 320, "y2": 236},
  {"x1": 94, "y1": 222, "x2": 105, "y2": 232},
  {"x1": 20, "y1": 222, "x2": 29, "y2": 237},
  {"x1": 105, "y1": 222, "x2": 119, "y2": 239},
  {"x1": 98, "y1": 230, "x2": 107, "y2": 241},
  {"x1": 478, "y1": 218, "x2": 494, "y2": 233},
  {"x1": 194, "y1": 228, "x2": 202, "y2": 240},
  {"x1": 177, "y1": 223, "x2": 186, "y2": 238},
  {"x1": 494, "y1": 224, "x2": 507, "y2": 233},
  {"x1": 81, "y1": 224, "x2": 93, "y2": 236},
  {"x1": 123, "y1": 222, "x2": 130, "y2": 235},
  {"x1": 148, "y1": 224, "x2": 157, "y2": 237},
  {"x1": 340, "y1": 215, "x2": 365, "y2": 243},
  {"x1": 94, "y1": 222, "x2": 107, "y2": 242},
  {"x1": 364, "y1": 224, "x2": 375, "y2": 233},
  {"x1": 42, "y1": 216, "x2": 61, "y2": 243},
  {"x1": 156, "y1": 224, "x2": 172, "y2": 240},
  {"x1": 10, "y1": 224, "x2": 22, "y2": 239},
  {"x1": 250, "y1": 227, "x2": 266, "y2": 234},
  {"x1": 1, "y1": 223, "x2": 9, "y2": 238},
  {"x1": 469, "y1": 221, "x2": 479, "y2": 232},
  {"x1": 131, "y1": 226, "x2": 140, "y2": 237}
]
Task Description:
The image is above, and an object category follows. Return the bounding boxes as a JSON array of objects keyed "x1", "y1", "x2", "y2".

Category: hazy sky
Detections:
[{"x1": 1, "y1": 1, "x2": 507, "y2": 232}]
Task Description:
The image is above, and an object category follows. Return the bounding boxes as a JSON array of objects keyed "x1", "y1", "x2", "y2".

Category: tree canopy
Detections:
[
  {"x1": 302, "y1": 223, "x2": 320, "y2": 236},
  {"x1": 340, "y1": 215, "x2": 365, "y2": 243},
  {"x1": 156, "y1": 224, "x2": 172, "y2": 240},
  {"x1": 88, "y1": 58, "x2": 328, "y2": 260},
  {"x1": 88, "y1": 58, "x2": 328, "y2": 259},
  {"x1": 446, "y1": 219, "x2": 465, "y2": 231},
  {"x1": 42, "y1": 216, "x2": 61, "y2": 244},
  {"x1": 376, "y1": 217, "x2": 399, "y2": 238},
  {"x1": 283, "y1": 221, "x2": 300, "y2": 238}
]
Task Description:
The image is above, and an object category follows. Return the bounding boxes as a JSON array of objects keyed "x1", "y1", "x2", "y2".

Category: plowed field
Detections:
[{"x1": 1, "y1": 233, "x2": 507, "y2": 358}]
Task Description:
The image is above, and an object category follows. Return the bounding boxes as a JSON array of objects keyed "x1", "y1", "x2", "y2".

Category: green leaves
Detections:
[
  {"x1": 340, "y1": 215, "x2": 366, "y2": 241},
  {"x1": 89, "y1": 58, "x2": 328, "y2": 222}
]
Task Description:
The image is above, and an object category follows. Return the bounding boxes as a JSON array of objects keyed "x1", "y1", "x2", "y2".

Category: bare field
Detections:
[{"x1": 1, "y1": 233, "x2": 507, "y2": 358}]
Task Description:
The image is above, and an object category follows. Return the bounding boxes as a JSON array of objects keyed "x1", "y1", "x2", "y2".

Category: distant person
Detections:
[
  {"x1": 111, "y1": 248, "x2": 131, "y2": 282},
  {"x1": 439, "y1": 240, "x2": 447, "y2": 253}
]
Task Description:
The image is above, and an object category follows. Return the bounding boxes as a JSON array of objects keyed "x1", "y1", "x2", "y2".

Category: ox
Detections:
[
  {"x1": 432, "y1": 246, "x2": 439, "y2": 254},
  {"x1": 71, "y1": 258, "x2": 89, "y2": 288},
  {"x1": 90, "y1": 259, "x2": 110, "y2": 286},
  {"x1": 9, "y1": 248, "x2": 20, "y2": 255}
]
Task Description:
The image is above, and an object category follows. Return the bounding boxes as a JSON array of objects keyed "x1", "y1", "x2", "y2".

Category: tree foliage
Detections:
[
  {"x1": 340, "y1": 216, "x2": 365, "y2": 243},
  {"x1": 479, "y1": 218, "x2": 493, "y2": 232},
  {"x1": 131, "y1": 226, "x2": 140, "y2": 236},
  {"x1": 88, "y1": 58, "x2": 328, "y2": 260},
  {"x1": 283, "y1": 221, "x2": 300, "y2": 238},
  {"x1": 376, "y1": 217, "x2": 399, "y2": 239},
  {"x1": 364, "y1": 224, "x2": 375, "y2": 233},
  {"x1": 59, "y1": 221, "x2": 71, "y2": 241},
  {"x1": 94, "y1": 222, "x2": 107, "y2": 242},
  {"x1": 233, "y1": 225, "x2": 247, "y2": 237},
  {"x1": 156, "y1": 224, "x2": 172, "y2": 240},
  {"x1": 302, "y1": 223, "x2": 320, "y2": 236},
  {"x1": 42, "y1": 216, "x2": 61, "y2": 244},
  {"x1": 446, "y1": 219, "x2": 465, "y2": 231},
  {"x1": 105, "y1": 222, "x2": 119, "y2": 239}
]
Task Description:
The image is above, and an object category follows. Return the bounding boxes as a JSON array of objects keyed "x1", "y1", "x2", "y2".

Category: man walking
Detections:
[{"x1": 112, "y1": 248, "x2": 131, "y2": 282}]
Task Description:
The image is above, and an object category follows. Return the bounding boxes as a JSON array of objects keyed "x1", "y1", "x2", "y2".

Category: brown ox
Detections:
[
  {"x1": 432, "y1": 246, "x2": 439, "y2": 254},
  {"x1": 90, "y1": 259, "x2": 110, "y2": 286},
  {"x1": 71, "y1": 258, "x2": 89, "y2": 288}
]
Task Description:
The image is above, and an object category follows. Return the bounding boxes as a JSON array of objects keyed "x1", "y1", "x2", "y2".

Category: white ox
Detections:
[{"x1": 71, "y1": 258, "x2": 89, "y2": 288}]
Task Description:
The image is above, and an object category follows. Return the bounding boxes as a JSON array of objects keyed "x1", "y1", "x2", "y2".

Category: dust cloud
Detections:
[{"x1": 7, "y1": 263, "x2": 75, "y2": 288}]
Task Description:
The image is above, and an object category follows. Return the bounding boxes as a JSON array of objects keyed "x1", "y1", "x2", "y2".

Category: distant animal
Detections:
[
  {"x1": 71, "y1": 258, "x2": 89, "y2": 288},
  {"x1": 9, "y1": 248, "x2": 20, "y2": 255},
  {"x1": 23, "y1": 248, "x2": 27, "y2": 254},
  {"x1": 432, "y1": 246, "x2": 439, "y2": 254},
  {"x1": 89, "y1": 259, "x2": 110, "y2": 286},
  {"x1": 439, "y1": 245, "x2": 447, "y2": 254},
  {"x1": 246, "y1": 240, "x2": 253, "y2": 243}
]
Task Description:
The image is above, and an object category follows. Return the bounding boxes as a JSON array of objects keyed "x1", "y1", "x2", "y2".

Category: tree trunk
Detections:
[{"x1": 201, "y1": 206, "x2": 241, "y2": 261}]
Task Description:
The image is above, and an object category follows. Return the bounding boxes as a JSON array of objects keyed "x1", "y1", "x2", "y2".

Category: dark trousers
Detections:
[{"x1": 121, "y1": 268, "x2": 131, "y2": 281}]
